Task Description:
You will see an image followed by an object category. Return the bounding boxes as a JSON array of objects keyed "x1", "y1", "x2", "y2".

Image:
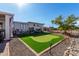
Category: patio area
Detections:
[{"x1": 0, "y1": 41, "x2": 9, "y2": 56}]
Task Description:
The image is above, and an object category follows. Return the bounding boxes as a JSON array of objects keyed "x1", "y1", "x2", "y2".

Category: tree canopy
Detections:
[{"x1": 51, "y1": 15, "x2": 79, "y2": 32}]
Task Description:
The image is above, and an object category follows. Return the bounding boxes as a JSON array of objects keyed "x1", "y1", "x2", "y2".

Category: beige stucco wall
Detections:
[
  {"x1": 0, "y1": 11, "x2": 13, "y2": 40},
  {"x1": 4, "y1": 15, "x2": 13, "y2": 40},
  {"x1": 13, "y1": 22, "x2": 44, "y2": 32},
  {"x1": 27, "y1": 22, "x2": 44, "y2": 31},
  {"x1": 13, "y1": 22, "x2": 29, "y2": 32}
]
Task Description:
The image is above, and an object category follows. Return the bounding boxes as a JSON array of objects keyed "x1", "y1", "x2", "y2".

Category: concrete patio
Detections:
[{"x1": 0, "y1": 41, "x2": 9, "y2": 56}]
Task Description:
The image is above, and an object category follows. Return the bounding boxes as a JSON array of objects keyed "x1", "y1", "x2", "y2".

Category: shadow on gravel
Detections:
[{"x1": 0, "y1": 41, "x2": 8, "y2": 53}]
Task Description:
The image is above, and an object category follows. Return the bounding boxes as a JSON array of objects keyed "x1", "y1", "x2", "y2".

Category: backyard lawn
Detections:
[{"x1": 20, "y1": 33, "x2": 64, "y2": 53}]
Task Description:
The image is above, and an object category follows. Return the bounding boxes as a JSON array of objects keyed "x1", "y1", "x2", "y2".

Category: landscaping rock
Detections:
[{"x1": 9, "y1": 38, "x2": 35, "y2": 56}]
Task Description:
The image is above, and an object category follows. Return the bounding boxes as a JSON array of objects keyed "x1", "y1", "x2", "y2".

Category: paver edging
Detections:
[
  {"x1": 18, "y1": 38, "x2": 39, "y2": 56},
  {"x1": 39, "y1": 39, "x2": 64, "y2": 55},
  {"x1": 8, "y1": 42, "x2": 10, "y2": 56}
]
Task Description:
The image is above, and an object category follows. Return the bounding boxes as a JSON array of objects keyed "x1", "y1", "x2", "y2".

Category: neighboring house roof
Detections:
[
  {"x1": 0, "y1": 11, "x2": 14, "y2": 16},
  {"x1": 13, "y1": 21, "x2": 44, "y2": 26},
  {"x1": 13, "y1": 21, "x2": 27, "y2": 24},
  {"x1": 27, "y1": 22, "x2": 44, "y2": 25}
]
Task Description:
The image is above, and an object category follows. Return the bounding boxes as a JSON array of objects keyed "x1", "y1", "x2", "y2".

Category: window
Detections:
[
  {"x1": 0, "y1": 23, "x2": 3, "y2": 30},
  {"x1": 33, "y1": 24, "x2": 35, "y2": 26},
  {"x1": 37, "y1": 24, "x2": 39, "y2": 27},
  {"x1": 0, "y1": 14, "x2": 5, "y2": 19}
]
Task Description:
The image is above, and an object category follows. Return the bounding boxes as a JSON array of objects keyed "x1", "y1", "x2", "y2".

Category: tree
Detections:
[
  {"x1": 51, "y1": 15, "x2": 79, "y2": 34},
  {"x1": 50, "y1": 27, "x2": 58, "y2": 30},
  {"x1": 52, "y1": 16, "x2": 63, "y2": 26}
]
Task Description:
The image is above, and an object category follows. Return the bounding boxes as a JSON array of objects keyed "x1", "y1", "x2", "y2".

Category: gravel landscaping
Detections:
[
  {"x1": 9, "y1": 38, "x2": 35, "y2": 56},
  {"x1": 41, "y1": 37, "x2": 70, "y2": 56}
]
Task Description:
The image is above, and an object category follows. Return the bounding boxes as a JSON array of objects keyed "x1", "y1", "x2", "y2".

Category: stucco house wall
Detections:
[
  {"x1": 0, "y1": 11, "x2": 14, "y2": 40},
  {"x1": 13, "y1": 22, "x2": 44, "y2": 34},
  {"x1": 13, "y1": 22, "x2": 29, "y2": 32},
  {"x1": 27, "y1": 22, "x2": 44, "y2": 31}
]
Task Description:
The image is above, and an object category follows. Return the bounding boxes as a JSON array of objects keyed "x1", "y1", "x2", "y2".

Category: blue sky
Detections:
[{"x1": 0, "y1": 3, "x2": 79, "y2": 27}]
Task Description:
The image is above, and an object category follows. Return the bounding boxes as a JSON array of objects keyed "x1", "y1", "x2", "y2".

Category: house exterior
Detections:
[
  {"x1": 27, "y1": 22, "x2": 44, "y2": 32},
  {"x1": 0, "y1": 11, "x2": 44, "y2": 41},
  {"x1": 13, "y1": 22, "x2": 44, "y2": 34},
  {"x1": 13, "y1": 21, "x2": 29, "y2": 34},
  {"x1": 0, "y1": 11, "x2": 14, "y2": 40}
]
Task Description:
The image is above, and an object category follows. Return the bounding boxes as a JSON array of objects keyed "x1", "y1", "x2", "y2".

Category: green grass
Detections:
[
  {"x1": 31, "y1": 35, "x2": 60, "y2": 43},
  {"x1": 20, "y1": 33, "x2": 64, "y2": 53}
]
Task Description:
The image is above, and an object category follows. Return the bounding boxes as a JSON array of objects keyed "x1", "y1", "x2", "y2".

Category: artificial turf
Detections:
[{"x1": 20, "y1": 33, "x2": 64, "y2": 53}]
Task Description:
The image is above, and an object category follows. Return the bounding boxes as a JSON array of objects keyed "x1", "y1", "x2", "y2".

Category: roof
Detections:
[
  {"x1": 14, "y1": 21, "x2": 44, "y2": 25},
  {"x1": 0, "y1": 11, "x2": 14, "y2": 16},
  {"x1": 27, "y1": 22, "x2": 44, "y2": 25},
  {"x1": 13, "y1": 21, "x2": 27, "y2": 24}
]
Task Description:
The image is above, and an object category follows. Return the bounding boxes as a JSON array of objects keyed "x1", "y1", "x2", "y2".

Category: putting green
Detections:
[
  {"x1": 31, "y1": 35, "x2": 60, "y2": 43},
  {"x1": 21, "y1": 33, "x2": 64, "y2": 53}
]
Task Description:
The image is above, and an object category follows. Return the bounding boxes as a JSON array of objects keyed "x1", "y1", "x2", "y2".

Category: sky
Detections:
[{"x1": 0, "y1": 3, "x2": 79, "y2": 27}]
